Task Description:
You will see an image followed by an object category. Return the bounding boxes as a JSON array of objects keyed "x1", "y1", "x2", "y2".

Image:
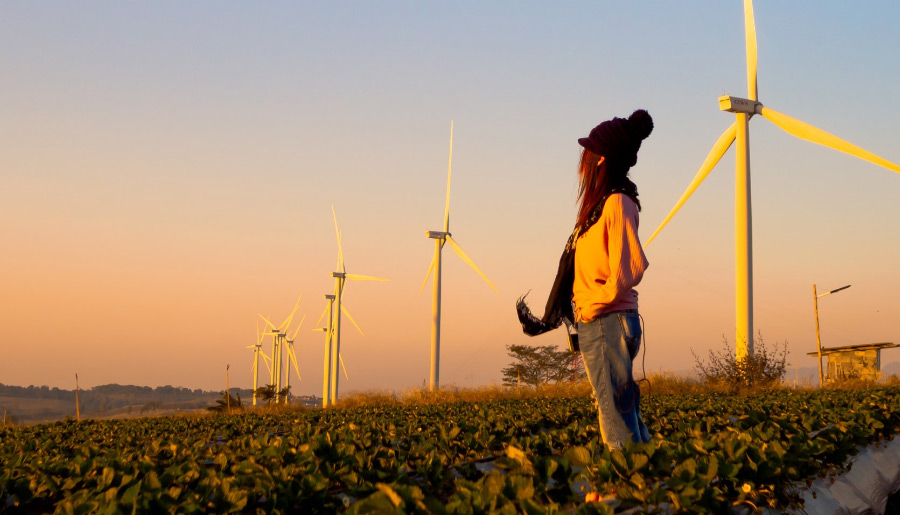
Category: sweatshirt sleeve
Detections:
[{"x1": 592, "y1": 194, "x2": 649, "y2": 307}]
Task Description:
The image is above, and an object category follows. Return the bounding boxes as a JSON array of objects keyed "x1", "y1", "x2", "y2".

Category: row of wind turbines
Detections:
[
  {"x1": 246, "y1": 0, "x2": 899, "y2": 404},
  {"x1": 246, "y1": 121, "x2": 497, "y2": 407}
]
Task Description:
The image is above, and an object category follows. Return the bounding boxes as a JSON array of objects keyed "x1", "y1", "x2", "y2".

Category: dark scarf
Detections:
[{"x1": 516, "y1": 183, "x2": 639, "y2": 338}]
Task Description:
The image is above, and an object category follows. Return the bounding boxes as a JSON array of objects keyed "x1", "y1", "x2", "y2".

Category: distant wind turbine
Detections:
[
  {"x1": 259, "y1": 294, "x2": 302, "y2": 403},
  {"x1": 314, "y1": 293, "x2": 353, "y2": 407},
  {"x1": 246, "y1": 319, "x2": 273, "y2": 406},
  {"x1": 329, "y1": 206, "x2": 388, "y2": 403},
  {"x1": 282, "y1": 314, "x2": 306, "y2": 400},
  {"x1": 646, "y1": 0, "x2": 900, "y2": 360},
  {"x1": 421, "y1": 121, "x2": 497, "y2": 391},
  {"x1": 315, "y1": 294, "x2": 335, "y2": 408}
]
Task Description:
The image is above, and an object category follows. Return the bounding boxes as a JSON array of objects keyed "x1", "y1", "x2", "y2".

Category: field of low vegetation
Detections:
[{"x1": 2, "y1": 379, "x2": 900, "y2": 513}]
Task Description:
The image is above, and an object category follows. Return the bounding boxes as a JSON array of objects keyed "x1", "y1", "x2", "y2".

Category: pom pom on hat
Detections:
[
  {"x1": 578, "y1": 109, "x2": 654, "y2": 171},
  {"x1": 627, "y1": 109, "x2": 654, "y2": 141}
]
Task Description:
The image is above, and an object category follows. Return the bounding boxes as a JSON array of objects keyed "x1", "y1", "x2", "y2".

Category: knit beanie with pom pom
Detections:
[{"x1": 577, "y1": 109, "x2": 654, "y2": 171}]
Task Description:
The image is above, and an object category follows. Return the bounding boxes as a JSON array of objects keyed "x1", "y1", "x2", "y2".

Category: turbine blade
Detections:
[
  {"x1": 332, "y1": 205, "x2": 345, "y2": 272},
  {"x1": 419, "y1": 252, "x2": 436, "y2": 294},
  {"x1": 646, "y1": 122, "x2": 737, "y2": 245},
  {"x1": 315, "y1": 303, "x2": 330, "y2": 326},
  {"x1": 340, "y1": 304, "x2": 365, "y2": 336},
  {"x1": 444, "y1": 120, "x2": 453, "y2": 232},
  {"x1": 345, "y1": 273, "x2": 390, "y2": 282},
  {"x1": 260, "y1": 352, "x2": 273, "y2": 376},
  {"x1": 290, "y1": 314, "x2": 306, "y2": 340},
  {"x1": 445, "y1": 235, "x2": 498, "y2": 292},
  {"x1": 280, "y1": 294, "x2": 303, "y2": 331},
  {"x1": 744, "y1": 0, "x2": 758, "y2": 101},
  {"x1": 289, "y1": 344, "x2": 302, "y2": 382},
  {"x1": 760, "y1": 106, "x2": 900, "y2": 174},
  {"x1": 258, "y1": 314, "x2": 279, "y2": 332},
  {"x1": 339, "y1": 353, "x2": 350, "y2": 381}
]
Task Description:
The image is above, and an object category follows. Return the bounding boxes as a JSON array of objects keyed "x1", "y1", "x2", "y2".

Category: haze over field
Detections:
[{"x1": 2, "y1": 2, "x2": 899, "y2": 395}]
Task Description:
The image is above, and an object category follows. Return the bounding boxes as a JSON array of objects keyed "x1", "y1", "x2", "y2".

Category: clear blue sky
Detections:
[{"x1": 2, "y1": 1, "x2": 899, "y2": 393}]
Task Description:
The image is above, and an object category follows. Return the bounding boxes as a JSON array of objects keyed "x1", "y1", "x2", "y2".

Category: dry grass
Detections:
[{"x1": 332, "y1": 382, "x2": 595, "y2": 409}]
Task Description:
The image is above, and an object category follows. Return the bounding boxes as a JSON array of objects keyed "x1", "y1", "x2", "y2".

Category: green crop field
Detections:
[{"x1": 2, "y1": 387, "x2": 899, "y2": 514}]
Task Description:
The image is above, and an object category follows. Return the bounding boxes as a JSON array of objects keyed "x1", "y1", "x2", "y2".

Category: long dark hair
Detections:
[{"x1": 575, "y1": 148, "x2": 640, "y2": 229}]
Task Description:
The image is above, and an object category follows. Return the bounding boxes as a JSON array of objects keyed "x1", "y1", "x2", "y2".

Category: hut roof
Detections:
[{"x1": 806, "y1": 342, "x2": 898, "y2": 357}]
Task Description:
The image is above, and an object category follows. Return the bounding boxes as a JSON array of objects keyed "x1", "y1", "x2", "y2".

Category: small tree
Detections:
[
  {"x1": 207, "y1": 391, "x2": 243, "y2": 413},
  {"x1": 254, "y1": 384, "x2": 277, "y2": 405},
  {"x1": 501, "y1": 344, "x2": 582, "y2": 387}
]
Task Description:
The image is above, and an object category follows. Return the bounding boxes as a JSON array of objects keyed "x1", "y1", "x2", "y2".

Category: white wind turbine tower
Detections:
[
  {"x1": 246, "y1": 320, "x2": 273, "y2": 406},
  {"x1": 646, "y1": 0, "x2": 900, "y2": 361},
  {"x1": 421, "y1": 121, "x2": 498, "y2": 391},
  {"x1": 314, "y1": 293, "x2": 355, "y2": 407},
  {"x1": 315, "y1": 294, "x2": 335, "y2": 408},
  {"x1": 329, "y1": 206, "x2": 389, "y2": 403}
]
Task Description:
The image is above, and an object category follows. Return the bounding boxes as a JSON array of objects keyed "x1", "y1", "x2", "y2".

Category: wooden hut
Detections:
[{"x1": 807, "y1": 342, "x2": 898, "y2": 382}]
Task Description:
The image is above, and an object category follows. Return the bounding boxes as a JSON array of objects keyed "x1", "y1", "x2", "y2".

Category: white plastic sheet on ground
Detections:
[{"x1": 793, "y1": 434, "x2": 900, "y2": 515}]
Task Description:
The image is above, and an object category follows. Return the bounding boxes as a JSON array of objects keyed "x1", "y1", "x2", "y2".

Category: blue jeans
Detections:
[{"x1": 578, "y1": 310, "x2": 651, "y2": 449}]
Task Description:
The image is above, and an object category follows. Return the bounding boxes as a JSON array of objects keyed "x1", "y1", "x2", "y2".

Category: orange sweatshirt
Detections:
[{"x1": 572, "y1": 193, "x2": 649, "y2": 322}]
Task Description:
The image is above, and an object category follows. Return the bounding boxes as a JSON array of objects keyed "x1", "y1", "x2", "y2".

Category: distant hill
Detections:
[{"x1": 0, "y1": 383, "x2": 319, "y2": 425}]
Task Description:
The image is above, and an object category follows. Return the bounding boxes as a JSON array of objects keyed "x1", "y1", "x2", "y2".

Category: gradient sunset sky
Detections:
[{"x1": 3, "y1": 2, "x2": 899, "y2": 395}]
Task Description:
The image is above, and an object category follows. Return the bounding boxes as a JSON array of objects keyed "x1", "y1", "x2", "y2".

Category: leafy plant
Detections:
[{"x1": 692, "y1": 333, "x2": 788, "y2": 392}]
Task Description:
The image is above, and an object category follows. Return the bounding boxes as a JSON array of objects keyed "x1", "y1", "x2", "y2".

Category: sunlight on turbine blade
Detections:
[
  {"x1": 444, "y1": 120, "x2": 453, "y2": 232},
  {"x1": 345, "y1": 273, "x2": 389, "y2": 282},
  {"x1": 420, "y1": 253, "x2": 436, "y2": 294},
  {"x1": 760, "y1": 107, "x2": 900, "y2": 174},
  {"x1": 259, "y1": 314, "x2": 279, "y2": 332},
  {"x1": 290, "y1": 314, "x2": 306, "y2": 340},
  {"x1": 339, "y1": 354, "x2": 350, "y2": 381},
  {"x1": 260, "y1": 352, "x2": 273, "y2": 376},
  {"x1": 289, "y1": 345, "x2": 302, "y2": 381},
  {"x1": 445, "y1": 235, "x2": 498, "y2": 292},
  {"x1": 647, "y1": 122, "x2": 737, "y2": 245},
  {"x1": 340, "y1": 304, "x2": 365, "y2": 336},
  {"x1": 315, "y1": 303, "x2": 330, "y2": 326},
  {"x1": 280, "y1": 294, "x2": 303, "y2": 331},
  {"x1": 332, "y1": 205, "x2": 345, "y2": 272},
  {"x1": 744, "y1": 0, "x2": 758, "y2": 101}
]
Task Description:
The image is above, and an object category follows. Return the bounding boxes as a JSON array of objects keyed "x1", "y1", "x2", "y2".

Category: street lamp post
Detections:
[{"x1": 813, "y1": 284, "x2": 851, "y2": 387}]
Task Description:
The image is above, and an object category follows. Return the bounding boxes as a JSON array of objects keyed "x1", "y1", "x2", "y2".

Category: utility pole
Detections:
[
  {"x1": 226, "y1": 364, "x2": 231, "y2": 412},
  {"x1": 813, "y1": 284, "x2": 851, "y2": 387},
  {"x1": 75, "y1": 373, "x2": 81, "y2": 422}
]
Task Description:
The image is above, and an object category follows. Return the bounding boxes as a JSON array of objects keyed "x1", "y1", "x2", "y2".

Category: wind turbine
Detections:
[
  {"x1": 329, "y1": 206, "x2": 388, "y2": 403},
  {"x1": 282, "y1": 315, "x2": 306, "y2": 400},
  {"x1": 246, "y1": 319, "x2": 273, "y2": 406},
  {"x1": 421, "y1": 121, "x2": 498, "y2": 391},
  {"x1": 259, "y1": 294, "x2": 302, "y2": 403},
  {"x1": 314, "y1": 293, "x2": 357, "y2": 407},
  {"x1": 315, "y1": 294, "x2": 335, "y2": 408},
  {"x1": 646, "y1": 0, "x2": 900, "y2": 361}
]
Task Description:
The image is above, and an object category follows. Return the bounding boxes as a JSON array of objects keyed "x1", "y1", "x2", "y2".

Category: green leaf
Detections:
[{"x1": 565, "y1": 446, "x2": 592, "y2": 467}]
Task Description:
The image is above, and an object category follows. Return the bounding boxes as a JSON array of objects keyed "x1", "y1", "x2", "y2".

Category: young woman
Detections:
[{"x1": 572, "y1": 109, "x2": 653, "y2": 449}]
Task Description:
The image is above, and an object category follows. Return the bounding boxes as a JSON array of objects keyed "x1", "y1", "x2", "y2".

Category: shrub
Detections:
[{"x1": 692, "y1": 333, "x2": 788, "y2": 393}]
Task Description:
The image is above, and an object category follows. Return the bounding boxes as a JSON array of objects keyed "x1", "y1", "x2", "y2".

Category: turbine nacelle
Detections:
[
  {"x1": 332, "y1": 272, "x2": 345, "y2": 279},
  {"x1": 426, "y1": 230, "x2": 450, "y2": 239},
  {"x1": 719, "y1": 95, "x2": 761, "y2": 115}
]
